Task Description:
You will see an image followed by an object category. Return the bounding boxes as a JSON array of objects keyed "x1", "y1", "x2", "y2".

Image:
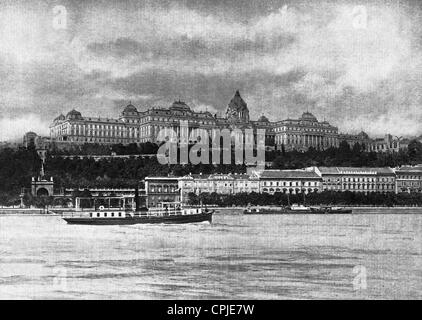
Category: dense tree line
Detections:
[
  {"x1": 0, "y1": 147, "x2": 41, "y2": 206},
  {"x1": 187, "y1": 191, "x2": 422, "y2": 207},
  {"x1": 269, "y1": 140, "x2": 422, "y2": 169},
  {"x1": 47, "y1": 139, "x2": 422, "y2": 169},
  {"x1": 49, "y1": 142, "x2": 159, "y2": 155},
  {"x1": 46, "y1": 155, "x2": 246, "y2": 189}
]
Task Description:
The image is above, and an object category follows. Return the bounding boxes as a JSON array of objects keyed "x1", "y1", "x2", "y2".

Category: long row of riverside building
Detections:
[
  {"x1": 27, "y1": 164, "x2": 422, "y2": 206},
  {"x1": 144, "y1": 165, "x2": 422, "y2": 206}
]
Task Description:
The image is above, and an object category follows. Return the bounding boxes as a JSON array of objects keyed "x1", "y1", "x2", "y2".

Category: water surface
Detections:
[{"x1": 0, "y1": 211, "x2": 421, "y2": 299}]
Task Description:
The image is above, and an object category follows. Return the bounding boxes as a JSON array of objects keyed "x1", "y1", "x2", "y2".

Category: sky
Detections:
[{"x1": 0, "y1": 0, "x2": 421, "y2": 141}]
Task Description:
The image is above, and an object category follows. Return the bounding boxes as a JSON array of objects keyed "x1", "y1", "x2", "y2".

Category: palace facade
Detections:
[
  {"x1": 49, "y1": 91, "x2": 275, "y2": 148},
  {"x1": 273, "y1": 112, "x2": 339, "y2": 151},
  {"x1": 48, "y1": 90, "x2": 406, "y2": 152}
]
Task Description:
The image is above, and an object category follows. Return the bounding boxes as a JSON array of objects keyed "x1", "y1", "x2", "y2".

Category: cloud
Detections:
[
  {"x1": 0, "y1": 114, "x2": 49, "y2": 141},
  {"x1": 105, "y1": 68, "x2": 309, "y2": 115},
  {"x1": 190, "y1": 101, "x2": 218, "y2": 114},
  {"x1": 86, "y1": 38, "x2": 148, "y2": 58},
  {"x1": 76, "y1": 2, "x2": 419, "y2": 90},
  {"x1": 86, "y1": 34, "x2": 295, "y2": 60},
  {"x1": 0, "y1": 0, "x2": 421, "y2": 140},
  {"x1": 341, "y1": 112, "x2": 422, "y2": 137}
]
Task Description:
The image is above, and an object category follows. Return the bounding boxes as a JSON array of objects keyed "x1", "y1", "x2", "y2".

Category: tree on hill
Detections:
[{"x1": 408, "y1": 140, "x2": 422, "y2": 164}]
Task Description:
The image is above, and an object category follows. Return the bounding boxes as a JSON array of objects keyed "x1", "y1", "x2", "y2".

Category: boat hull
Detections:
[
  {"x1": 244, "y1": 208, "x2": 352, "y2": 214},
  {"x1": 63, "y1": 212, "x2": 213, "y2": 225}
]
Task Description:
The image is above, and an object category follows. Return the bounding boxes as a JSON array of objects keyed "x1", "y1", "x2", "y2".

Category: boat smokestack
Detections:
[{"x1": 135, "y1": 186, "x2": 140, "y2": 211}]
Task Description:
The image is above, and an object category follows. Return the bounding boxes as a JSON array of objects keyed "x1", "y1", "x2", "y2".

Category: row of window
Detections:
[
  {"x1": 262, "y1": 188, "x2": 319, "y2": 193},
  {"x1": 338, "y1": 177, "x2": 394, "y2": 182},
  {"x1": 149, "y1": 186, "x2": 178, "y2": 193},
  {"x1": 397, "y1": 175, "x2": 422, "y2": 180},
  {"x1": 369, "y1": 143, "x2": 399, "y2": 150},
  {"x1": 342, "y1": 184, "x2": 394, "y2": 189},
  {"x1": 183, "y1": 187, "x2": 259, "y2": 193},
  {"x1": 274, "y1": 126, "x2": 336, "y2": 134},
  {"x1": 262, "y1": 181, "x2": 319, "y2": 187},
  {"x1": 124, "y1": 114, "x2": 218, "y2": 125},
  {"x1": 90, "y1": 212, "x2": 123, "y2": 217},
  {"x1": 274, "y1": 134, "x2": 338, "y2": 146},
  {"x1": 68, "y1": 137, "x2": 140, "y2": 143},
  {"x1": 397, "y1": 181, "x2": 421, "y2": 186}
]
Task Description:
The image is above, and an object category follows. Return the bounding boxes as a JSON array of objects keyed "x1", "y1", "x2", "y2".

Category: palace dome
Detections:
[
  {"x1": 54, "y1": 114, "x2": 65, "y2": 121},
  {"x1": 358, "y1": 131, "x2": 369, "y2": 139},
  {"x1": 169, "y1": 101, "x2": 191, "y2": 112},
  {"x1": 228, "y1": 90, "x2": 247, "y2": 112},
  {"x1": 301, "y1": 111, "x2": 317, "y2": 122},
  {"x1": 66, "y1": 109, "x2": 82, "y2": 119},
  {"x1": 225, "y1": 90, "x2": 250, "y2": 122},
  {"x1": 123, "y1": 103, "x2": 137, "y2": 113},
  {"x1": 258, "y1": 115, "x2": 269, "y2": 122}
]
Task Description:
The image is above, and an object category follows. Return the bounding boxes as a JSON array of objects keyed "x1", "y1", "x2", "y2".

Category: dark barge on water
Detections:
[
  {"x1": 58, "y1": 194, "x2": 213, "y2": 225},
  {"x1": 244, "y1": 204, "x2": 352, "y2": 215}
]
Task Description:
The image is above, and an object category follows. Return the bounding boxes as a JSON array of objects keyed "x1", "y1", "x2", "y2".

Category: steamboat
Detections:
[{"x1": 59, "y1": 193, "x2": 213, "y2": 225}]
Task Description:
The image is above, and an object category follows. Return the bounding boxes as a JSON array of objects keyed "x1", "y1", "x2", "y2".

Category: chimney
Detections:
[{"x1": 134, "y1": 186, "x2": 140, "y2": 211}]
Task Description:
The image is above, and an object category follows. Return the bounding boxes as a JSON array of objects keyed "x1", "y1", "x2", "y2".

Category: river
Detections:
[{"x1": 0, "y1": 211, "x2": 421, "y2": 299}]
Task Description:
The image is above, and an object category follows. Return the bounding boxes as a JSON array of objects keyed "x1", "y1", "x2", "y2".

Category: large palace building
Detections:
[
  {"x1": 49, "y1": 90, "x2": 276, "y2": 148},
  {"x1": 47, "y1": 90, "x2": 407, "y2": 152}
]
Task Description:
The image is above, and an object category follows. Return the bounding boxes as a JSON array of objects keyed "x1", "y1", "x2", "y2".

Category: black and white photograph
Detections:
[{"x1": 0, "y1": 0, "x2": 421, "y2": 304}]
